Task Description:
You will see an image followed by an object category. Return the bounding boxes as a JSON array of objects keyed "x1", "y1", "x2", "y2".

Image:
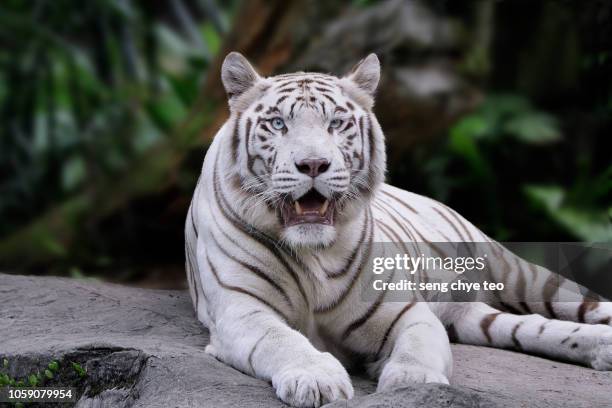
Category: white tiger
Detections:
[{"x1": 185, "y1": 52, "x2": 612, "y2": 407}]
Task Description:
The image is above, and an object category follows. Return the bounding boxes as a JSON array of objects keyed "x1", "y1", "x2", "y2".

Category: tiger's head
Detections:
[{"x1": 221, "y1": 52, "x2": 386, "y2": 248}]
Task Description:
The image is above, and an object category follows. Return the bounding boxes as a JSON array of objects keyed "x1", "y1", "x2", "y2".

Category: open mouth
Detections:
[{"x1": 281, "y1": 189, "x2": 335, "y2": 227}]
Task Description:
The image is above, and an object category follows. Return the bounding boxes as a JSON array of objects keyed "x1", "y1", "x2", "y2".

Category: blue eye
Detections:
[
  {"x1": 330, "y1": 118, "x2": 343, "y2": 129},
  {"x1": 271, "y1": 117, "x2": 285, "y2": 130}
]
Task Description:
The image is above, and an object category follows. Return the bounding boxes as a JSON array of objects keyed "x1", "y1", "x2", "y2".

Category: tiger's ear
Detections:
[
  {"x1": 345, "y1": 54, "x2": 380, "y2": 96},
  {"x1": 221, "y1": 52, "x2": 261, "y2": 100}
]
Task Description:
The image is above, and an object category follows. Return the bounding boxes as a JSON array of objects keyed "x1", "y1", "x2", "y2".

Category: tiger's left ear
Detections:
[{"x1": 345, "y1": 54, "x2": 380, "y2": 96}]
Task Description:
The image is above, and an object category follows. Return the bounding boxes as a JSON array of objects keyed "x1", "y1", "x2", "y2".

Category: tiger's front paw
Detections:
[
  {"x1": 272, "y1": 352, "x2": 353, "y2": 407},
  {"x1": 377, "y1": 362, "x2": 449, "y2": 392}
]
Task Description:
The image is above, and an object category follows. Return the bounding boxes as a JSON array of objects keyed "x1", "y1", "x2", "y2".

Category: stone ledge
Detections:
[{"x1": 1, "y1": 273, "x2": 610, "y2": 407}]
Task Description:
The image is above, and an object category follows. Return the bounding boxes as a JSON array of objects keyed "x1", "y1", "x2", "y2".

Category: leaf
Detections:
[
  {"x1": 71, "y1": 362, "x2": 86, "y2": 377},
  {"x1": 525, "y1": 185, "x2": 564, "y2": 210},
  {"x1": 449, "y1": 130, "x2": 492, "y2": 179},
  {"x1": 0, "y1": 373, "x2": 9, "y2": 386},
  {"x1": 482, "y1": 94, "x2": 531, "y2": 117},
  {"x1": 525, "y1": 185, "x2": 612, "y2": 242},
  {"x1": 146, "y1": 77, "x2": 187, "y2": 131},
  {"x1": 504, "y1": 113, "x2": 561, "y2": 144},
  {"x1": 450, "y1": 115, "x2": 490, "y2": 141},
  {"x1": 48, "y1": 360, "x2": 59, "y2": 372},
  {"x1": 28, "y1": 374, "x2": 38, "y2": 386},
  {"x1": 201, "y1": 22, "x2": 221, "y2": 55},
  {"x1": 44, "y1": 369, "x2": 54, "y2": 379}
]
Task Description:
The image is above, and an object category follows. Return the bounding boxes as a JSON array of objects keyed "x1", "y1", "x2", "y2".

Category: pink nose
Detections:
[{"x1": 295, "y1": 159, "x2": 330, "y2": 178}]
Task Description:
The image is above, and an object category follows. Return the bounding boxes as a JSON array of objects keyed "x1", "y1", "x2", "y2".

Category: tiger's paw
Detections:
[
  {"x1": 272, "y1": 352, "x2": 353, "y2": 407},
  {"x1": 589, "y1": 333, "x2": 612, "y2": 371},
  {"x1": 377, "y1": 362, "x2": 449, "y2": 392}
]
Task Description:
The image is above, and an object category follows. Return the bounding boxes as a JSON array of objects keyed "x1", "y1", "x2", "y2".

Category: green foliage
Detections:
[
  {"x1": 0, "y1": 0, "x2": 229, "y2": 241},
  {"x1": 451, "y1": 95, "x2": 561, "y2": 145},
  {"x1": 28, "y1": 374, "x2": 38, "y2": 387},
  {"x1": 395, "y1": 93, "x2": 610, "y2": 242},
  {"x1": 71, "y1": 362, "x2": 86, "y2": 378},
  {"x1": 0, "y1": 373, "x2": 10, "y2": 386},
  {"x1": 0, "y1": 357, "x2": 64, "y2": 388},
  {"x1": 525, "y1": 172, "x2": 612, "y2": 243},
  {"x1": 48, "y1": 360, "x2": 59, "y2": 372}
]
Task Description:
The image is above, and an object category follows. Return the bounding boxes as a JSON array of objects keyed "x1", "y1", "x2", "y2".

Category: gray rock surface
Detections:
[{"x1": 1, "y1": 273, "x2": 611, "y2": 407}]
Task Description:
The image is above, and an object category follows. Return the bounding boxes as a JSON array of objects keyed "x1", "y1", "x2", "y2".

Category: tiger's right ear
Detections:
[{"x1": 221, "y1": 52, "x2": 261, "y2": 101}]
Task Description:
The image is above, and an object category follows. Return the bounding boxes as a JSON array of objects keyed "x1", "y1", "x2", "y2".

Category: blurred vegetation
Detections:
[
  {"x1": 0, "y1": 0, "x2": 230, "y2": 234},
  {"x1": 391, "y1": 0, "x2": 612, "y2": 244},
  {"x1": 0, "y1": 0, "x2": 610, "y2": 286},
  {"x1": 394, "y1": 93, "x2": 612, "y2": 242},
  {"x1": 0, "y1": 0, "x2": 235, "y2": 282}
]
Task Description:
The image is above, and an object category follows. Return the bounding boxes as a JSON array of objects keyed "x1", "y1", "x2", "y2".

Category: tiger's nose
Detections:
[{"x1": 295, "y1": 158, "x2": 330, "y2": 178}]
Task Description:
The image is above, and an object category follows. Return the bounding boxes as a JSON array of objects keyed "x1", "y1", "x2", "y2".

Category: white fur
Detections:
[{"x1": 184, "y1": 53, "x2": 612, "y2": 407}]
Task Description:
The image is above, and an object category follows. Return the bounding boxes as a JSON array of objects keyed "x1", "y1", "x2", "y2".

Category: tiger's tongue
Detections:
[{"x1": 298, "y1": 191, "x2": 326, "y2": 212}]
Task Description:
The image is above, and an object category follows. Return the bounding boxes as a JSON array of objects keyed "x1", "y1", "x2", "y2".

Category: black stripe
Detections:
[
  {"x1": 499, "y1": 301, "x2": 523, "y2": 315},
  {"x1": 481, "y1": 312, "x2": 501, "y2": 343},
  {"x1": 578, "y1": 299, "x2": 599, "y2": 323},
  {"x1": 376, "y1": 302, "x2": 416, "y2": 358},
  {"x1": 511, "y1": 321, "x2": 524, "y2": 350},
  {"x1": 212, "y1": 156, "x2": 309, "y2": 305},
  {"x1": 442, "y1": 204, "x2": 476, "y2": 241},
  {"x1": 376, "y1": 198, "x2": 448, "y2": 260},
  {"x1": 322, "y1": 93, "x2": 337, "y2": 105},
  {"x1": 248, "y1": 328, "x2": 273, "y2": 374},
  {"x1": 432, "y1": 206, "x2": 465, "y2": 241},
  {"x1": 206, "y1": 254, "x2": 289, "y2": 322},
  {"x1": 231, "y1": 114, "x2": 242, "y2": 163},
  {"x1": 341, "y1": 219, "x2": 402, "y2": 340},
  {"x1": 211, "y1": 231, "x2": 293, "y2": 308},
  {"x1": 514, "y1": 258, "x2": 530, "y2": 312},
  {"x1": 185, "y1": 242, "x2": 199, "y2": 309},
  {"x1": 315, "y1": 208, "x2": 373, "y2": 313},
  {"x1": 322, "y1": 214, "x2": 369, "y2": 279},
  {"x1": 381, "y1": 189, "x2": 419, "y2": 215},
  {"x1": 365, "y1": 114, "x2": 377, "y2": 190},
  {"x1": 190, "y1": 205, "x2": 198, "y2": 238}
]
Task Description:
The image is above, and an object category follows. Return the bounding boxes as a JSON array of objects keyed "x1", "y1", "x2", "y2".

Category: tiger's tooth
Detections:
[
  {"x1": 319, "y1": 200, "x2": 329, "y2": 216},
  {"x1": 295, "y1": 201, "x2": 303, "y2": 215}
]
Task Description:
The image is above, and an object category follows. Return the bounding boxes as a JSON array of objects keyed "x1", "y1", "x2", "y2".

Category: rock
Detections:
[{"x1": 1, "y1": 273, "x2": 611, "y2": 407}]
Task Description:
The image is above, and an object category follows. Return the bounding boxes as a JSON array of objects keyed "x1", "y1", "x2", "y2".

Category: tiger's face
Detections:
[{"x1": 221, "y1": 53, "x2": 385, "y2": 248}]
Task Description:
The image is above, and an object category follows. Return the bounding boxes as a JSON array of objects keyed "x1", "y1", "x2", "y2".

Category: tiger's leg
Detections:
[
  {"x1": 485, "y1": 244, "x2": 612, "y2": 327},
  {"x1": 369, "y1": 302, "x2": 453, "y2": 392},
  {"x1": 433, "y1": 302, "x2": 612, "y2": 370},
  {"x1": 200, "y1": 243, "x2": 353, "y2": 407},
  {"x1": 207, "y1": 300, "x2": 354, "y2": 407}
]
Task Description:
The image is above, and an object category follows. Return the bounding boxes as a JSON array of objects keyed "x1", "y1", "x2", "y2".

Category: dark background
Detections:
[{"x1": 0, "y1": 0, "x2": 610, "y2": 288}]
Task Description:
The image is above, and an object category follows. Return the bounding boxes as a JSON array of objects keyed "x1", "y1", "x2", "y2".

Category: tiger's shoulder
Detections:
[{"x1": 372, "y1": 183, "x2": 483, "y2": 243}]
